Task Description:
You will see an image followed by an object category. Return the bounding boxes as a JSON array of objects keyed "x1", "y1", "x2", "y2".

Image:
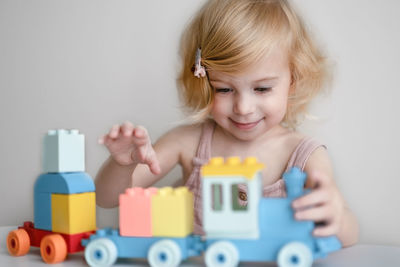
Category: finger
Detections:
[
  {"x1": 292, "y1": 189, "x2": 330, "y2": 210},
  {"x1": 121, "y1": 121, "x2": 134, "y2": 137},
  {"x1": 133, "y1": 125, "x2": 148, "y2": 138},
  {"x1": 99, "y1": 134, "x2": 115, "y2": 147},
  {"x1": 148, "y1": 155, "x2": 161, "y2": 175},
  {"x1": 294, "y1": 205, "x2": 332, "y2": 222},
  {"x1": 98, "y1": 134, "x2": 107, "y2": 144},
  {"x1": 131, "y1": 127, "x2": 151, "y2": 146},
  {"x1": 313, "y1": 222, "x2": 340, "y2": 237},
  {"x1": 109, "y1": 124, "x2": 121, "y2": 139}
]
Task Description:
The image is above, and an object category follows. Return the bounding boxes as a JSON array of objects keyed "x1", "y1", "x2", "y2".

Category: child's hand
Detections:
[
  {"x1": 291, "y1": 171, "x2": 345, "y2": 237},
  {"x1": 98, "y1": 122, "x2": 161, "y2": 175}
]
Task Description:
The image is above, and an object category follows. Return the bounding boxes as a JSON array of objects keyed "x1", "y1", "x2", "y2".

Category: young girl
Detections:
[{"x1": 95, "y1": 0, "x2": 358, "y2": 247}]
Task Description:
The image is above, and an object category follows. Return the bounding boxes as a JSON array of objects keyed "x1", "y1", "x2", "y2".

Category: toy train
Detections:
[
  {"x1": 82, "y1": 157, "x2": 341, "y2": 267},
  {"x1": 6, "y1": 129, "x2": 341, "y2": 267},
  {"x1": 6, "y1": 130, "x2": 96, "y2": 263}
]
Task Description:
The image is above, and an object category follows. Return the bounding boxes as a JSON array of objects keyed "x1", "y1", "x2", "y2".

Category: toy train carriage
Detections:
[
  {"x1": 7, "y1": 130, "x2": 97, "y2": 264},
  {"x1": 201, "y1": 157, "x2": 341, "y2": 267},
  {"x1": 82, "y1": 186, "x2": 203, "y2": 266}
]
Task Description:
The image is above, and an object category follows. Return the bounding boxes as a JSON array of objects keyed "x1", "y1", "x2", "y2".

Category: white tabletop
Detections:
[{"x1": 1, "y1": 226, "x2": 399, "y2": 266}]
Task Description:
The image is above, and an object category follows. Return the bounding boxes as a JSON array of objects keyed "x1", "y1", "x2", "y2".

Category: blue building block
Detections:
[
  {"x1": 34, "y1": 172, "x2": 95, "y2": 194},
  {"x1": 82, "y1": 228, "x2": 203, "y2": 267},
  {"x1": 34, "y1": 172, "x2": 95, "y2": 231},
  {"x1": 43, "y1": 129, "x2": 85, "y2": 173},
  {"x1": 283, "y1": 167, "x2": 307, "y2": 198},
  {"x1": 34, "y1": 192, "x2": 52, "y2": 231}
]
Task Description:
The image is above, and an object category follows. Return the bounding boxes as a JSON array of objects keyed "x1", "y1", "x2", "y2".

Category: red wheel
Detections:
[
  {"x1": 7, "y1": 229, "x2": 30, "y2": 256},
  {"x1": 40, "y1": 234, "x2": 67, "y2": 264}
]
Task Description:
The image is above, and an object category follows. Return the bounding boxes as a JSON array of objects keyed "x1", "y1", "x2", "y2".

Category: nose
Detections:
[{"x1": 233, "y1": 94, "x2": 255, "y2": 115}]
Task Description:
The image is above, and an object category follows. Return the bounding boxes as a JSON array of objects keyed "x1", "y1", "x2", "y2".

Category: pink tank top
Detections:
[{"x1": 184, "y1": 120, "x2": 326, "y2": 235}]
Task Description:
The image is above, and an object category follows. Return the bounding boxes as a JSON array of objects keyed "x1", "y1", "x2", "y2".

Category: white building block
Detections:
[{"x1": 43, "y1": 129, "x2": 85, "y2": 173}]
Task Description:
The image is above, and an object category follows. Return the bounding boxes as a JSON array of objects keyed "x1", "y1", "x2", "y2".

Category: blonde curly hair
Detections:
[{"x1": 177, "y1": 0, "x2": 329, "y2": 129}]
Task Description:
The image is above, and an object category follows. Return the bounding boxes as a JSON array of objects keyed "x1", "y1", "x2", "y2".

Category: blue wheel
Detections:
[
  {"x1": 205, "y1": 241, "x2": 239, "y2": 267},
  {"x1": 148, "y1": 239, "x2": 182, "y2": 267},
  {"x1": 84, "y1": 238, "x2": 118, "y2": 267},
  {"x1": 277, "y1": 242, "x2": 313, "y2": 267}
]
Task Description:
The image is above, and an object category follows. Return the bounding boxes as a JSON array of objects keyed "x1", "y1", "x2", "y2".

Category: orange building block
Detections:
[{"x1": 119, "y1": 187, "x2": 158, "y2": 237}]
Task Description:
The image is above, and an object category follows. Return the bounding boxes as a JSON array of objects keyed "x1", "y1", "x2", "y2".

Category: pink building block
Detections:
[{"x1": 119, "y1": 187, "x2": 158, "y2": 237}]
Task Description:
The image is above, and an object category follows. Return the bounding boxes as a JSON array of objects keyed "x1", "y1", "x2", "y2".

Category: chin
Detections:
[{"x1": 230, "y1": 129, "x2": 262, "y2": 142}]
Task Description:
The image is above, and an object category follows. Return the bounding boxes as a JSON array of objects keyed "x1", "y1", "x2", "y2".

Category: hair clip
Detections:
[{"x1": 193, "y1": 48, "x2": 206, "y2": 78}]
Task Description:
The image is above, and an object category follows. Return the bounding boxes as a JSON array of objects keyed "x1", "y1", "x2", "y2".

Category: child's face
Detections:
[{"x1": 208, "y1": 47, "x2": 291, "y2": 141}]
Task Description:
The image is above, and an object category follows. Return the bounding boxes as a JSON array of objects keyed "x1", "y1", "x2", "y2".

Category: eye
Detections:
[
  {"x1": 215, "y1": 88, "x2": 233, "y2": 93},
  {"x1": 254, "y1": 87, "x2": 272, "y2": 93}
]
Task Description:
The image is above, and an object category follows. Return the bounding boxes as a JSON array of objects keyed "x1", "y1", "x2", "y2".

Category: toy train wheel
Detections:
[
  {"x1": 40, "y1": 234, "x2": 67, "y2": 264},
  {"x1": 277, "y1": 242, "x2": 313, "y2": 267},
  {"x1": 205, "y1": 241, "x2": 239, "y2": 267},
  {"x1": 148, "y1": 239, "x2": 182, "y2": 267},
  {"x1": 6, "y1": 229, "x2": 30, "y2": 256},
  {"x1": 84, "y1": 238, "x2": 118, "y2": 267}
]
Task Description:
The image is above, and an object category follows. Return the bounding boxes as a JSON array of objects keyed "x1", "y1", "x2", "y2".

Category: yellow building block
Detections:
[
  {"x1": 201, "y1": 157, "x2": 265, "y2": 180},
  {"x1": 151, "y1": 187, "x2": 193, "y2": 237},
  {"x1": 51, "y1": 192, "x2": 96, "y2": 234}
]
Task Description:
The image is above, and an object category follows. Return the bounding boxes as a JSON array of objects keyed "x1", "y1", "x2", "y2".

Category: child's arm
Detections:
[
  {"x1": 291, "y1": 147, "x2": 359, "y2": 247},
  {"x1": 95, "y1": 122, "x2": 161, "y2": 208},
  {"x1": 95, "y1": 122, "x2": 197, "y2": 208}
]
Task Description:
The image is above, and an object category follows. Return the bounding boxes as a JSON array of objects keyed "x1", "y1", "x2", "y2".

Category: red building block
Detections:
[{"x1": 18, "y1": 221, "x2": 94, "y2": 253}]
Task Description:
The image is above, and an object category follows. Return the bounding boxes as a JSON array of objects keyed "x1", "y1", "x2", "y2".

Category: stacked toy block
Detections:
[
  {"x1": 152, "y1": 186, "x2": 194, "y2": 237},
  {"x1": 119, "y1": 187, "x2": 158, "y2": 237},
  {"x1": 119, "y1": 186, "x2": 194, "y2": 238},
  {"x1": 201, "y1": 157, "x2": 264, "y2": 239},
  {"x1": 33, "y1": 129, "x2": 96, "y2": 237}
]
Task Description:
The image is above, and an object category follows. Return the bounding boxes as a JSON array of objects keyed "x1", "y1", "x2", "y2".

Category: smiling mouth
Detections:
[{"x1": 230, "y1": 118, "x2": 263, "y2": 130}]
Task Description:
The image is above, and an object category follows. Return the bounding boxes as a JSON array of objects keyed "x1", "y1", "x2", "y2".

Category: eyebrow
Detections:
[{"x1": 209, "y1": 76, "x2": 279, "y2": 83}]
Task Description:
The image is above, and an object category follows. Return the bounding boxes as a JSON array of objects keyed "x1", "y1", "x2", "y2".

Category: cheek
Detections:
[
  {"x1": 262, "y1": 95, "x2": 288, "y2": 117},
  {"x1": 211, "y1": 97, "x2": 230, "y2": 115}
]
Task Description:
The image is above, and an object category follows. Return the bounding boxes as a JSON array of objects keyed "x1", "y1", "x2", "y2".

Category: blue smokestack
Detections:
[{"x1": 283, "y1": 167, "x2": 307, "y2": 198}]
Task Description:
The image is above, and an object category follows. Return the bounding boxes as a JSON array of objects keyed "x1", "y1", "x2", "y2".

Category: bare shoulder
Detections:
[
  {"x1": 303, "y1": 140, "x2": 334, "y2": 187},
  {"x1": 156, "y1": 123, "x2": 202, "y2": 146},
  {"x1": 153, "y1": 123, "x2": 203, "y2": 159},
  {"x1": 304, "y1": 145, "x2": 333, "y2": 174}
]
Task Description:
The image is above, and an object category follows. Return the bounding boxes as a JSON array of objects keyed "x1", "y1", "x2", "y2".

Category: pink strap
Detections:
[
  {"x1": 194, "y1": 120, "x2": 215, "y2": 161},
  {"x1": 286, "y1": 138, "x2": 326, "y2": 171}
]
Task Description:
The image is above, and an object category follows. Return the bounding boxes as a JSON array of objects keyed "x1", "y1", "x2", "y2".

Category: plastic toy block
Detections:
[
  {"x1": 119, "y1": 187, "x2": 158, "y2": 237},
  {"x1": 151, "y1": 187, "x2": 194, "y2": 237},
  {"x1": 34, "y1": 172, "x2": 95, "y2": 194},
  {"x1": 202, "y1": 161, "x2": 263, "y2": 239},
  {"x1": 17, "y1": 221, "x2": 94, "y2": 253},
  {"x1": 51, "y1": 192, "x2": 96, "y2": 234},
  {"x1": 283, "y1": 167, "x2": 307, "y2": 198},
  {"x1": 62, "y1": 230, "x2": 95, "y2": 253},
  {"x1": 82, "y1": 228, "x2": 203, "y2": 265},
  {"x1": 19, "y1": 222, "x2": 51, "y2": 247},
  {"x1": 34, "y1": 193, "x2": 52, "y2": 231},
  {"x1": 202, "y1": 157, "x2": 265, "y2": 179},
  {"x1": 43, "y1": 129, "x2": 84, "y2": 173}
]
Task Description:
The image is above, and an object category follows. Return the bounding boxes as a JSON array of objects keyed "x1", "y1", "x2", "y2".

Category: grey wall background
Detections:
[{"x1": 1, "y1": 0, "x2": 399, "y2": 246}]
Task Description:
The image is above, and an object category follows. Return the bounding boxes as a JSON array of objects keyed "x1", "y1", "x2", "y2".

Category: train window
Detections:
[
  {"x1": 211, "y1": 184, "x2": 223, "y2": 211},
  {"x1": 231, "y1": 184, "x2": 248, "y2": 211}
]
